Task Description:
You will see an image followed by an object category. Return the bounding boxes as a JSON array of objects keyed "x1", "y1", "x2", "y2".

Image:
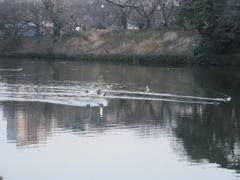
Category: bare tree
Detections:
[
  {"x1": 62, "y1": 0, "x2": 89, "y2": 31},
  {"x1": 0, "y1": 0, "x2": 29, "y2": 37},
  {"x1": 106, "y1": 0, "x2": 138, "y2": 29},
  {"x1": 0, "y1": 0, "x2": 183, "y2": 39},
  {"x1": 133, "y1": 0, "x2": 159, "y2": 29},
  {"x1": 42, "y1": 0, "x2": 65, "y2": 37},
  {"x1": 0, "y1": 2, "x2": 7, "y2": 37},
  {"x1": 106, "y1": 0, "x2": 159, "y2": 29},
  {"x1": 23, "y1": 1, "x2": 45, "y2": 36},
  {"x1": 87, "y1": 0, "x2": 113, "y2": 29},
  {"x1": 157, "y1": 0, "x2": 180, "y2": 27}
]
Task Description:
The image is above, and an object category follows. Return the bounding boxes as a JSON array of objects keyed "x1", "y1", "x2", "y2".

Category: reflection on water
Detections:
[{"x1": 0, "y1": 59, "x2": 239, "y2": 180}]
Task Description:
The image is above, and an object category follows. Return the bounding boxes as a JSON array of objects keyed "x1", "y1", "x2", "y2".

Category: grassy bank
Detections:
[{"x1": 1, "y1": 27, "x2": 240, "y2": 65}]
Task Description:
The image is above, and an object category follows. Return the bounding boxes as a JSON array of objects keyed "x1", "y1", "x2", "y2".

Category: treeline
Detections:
[
  {"x1": 0, "y1": 0, "x2": 181, "y2": 37},
  {"x1": 180, "y1": 0, "x2": 240, "y2": 57},
  {"x1": 0, "y1": 0, "x2": 240, "y2": 57}
]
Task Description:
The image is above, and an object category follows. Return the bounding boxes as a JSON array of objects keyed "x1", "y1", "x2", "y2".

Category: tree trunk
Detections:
[
  {"x1": 146, "y1": 18, "x2": 152, "y2": 28},
  {"x1": 121, "y1": 14, "x2": 128, "y2": 30},
  {"x1": 162, "y1": 9, "x2": 169, "y2": 27}
]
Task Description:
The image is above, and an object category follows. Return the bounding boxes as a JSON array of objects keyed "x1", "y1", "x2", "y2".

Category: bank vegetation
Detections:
[{"x1": 0, "y1": 0, "x2": 240, "y2": 65}]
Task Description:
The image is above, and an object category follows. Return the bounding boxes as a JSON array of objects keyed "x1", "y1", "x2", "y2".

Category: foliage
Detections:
[
  {"x1": 0, "y1": 36, "x2": 22, "y2": 52},
  {"x1": 215, "y1": 0, "x2": 240, "y2": 53},
  {"x1": 179, "y1": 0, "x2": 224, "y2": 35},
  {"x1": 179, "y1": 0, "x2": 240, "y2": 56}
]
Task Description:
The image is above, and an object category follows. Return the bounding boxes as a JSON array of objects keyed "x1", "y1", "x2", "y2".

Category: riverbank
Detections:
[
  {"x1": 0, "y1": 28, "x2": 240, "y2": 65},
  {"x1": 0, "y1": 52, "x2": 194, "y2": 64}
]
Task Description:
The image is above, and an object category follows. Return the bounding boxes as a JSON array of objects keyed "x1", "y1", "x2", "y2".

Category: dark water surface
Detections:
[{"x1": 0, "y1": 59, "x2": 239, "y2": 180}]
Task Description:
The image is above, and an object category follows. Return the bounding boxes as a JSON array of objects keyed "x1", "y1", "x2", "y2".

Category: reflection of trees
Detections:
[
  {"x1": 51, "y1": 98, "x2": 175, "y2": 136},
  {"x1": 173, "y1": 104, "x2": 240, "y2": 172},
  {"x1": 52, "y1": 104, "x2": 108, "y2": 134},
  {"x1": 3, "y1": 87, "x2": 240, "y2": 174},
  {"x1": 1, "y1": 59, "x2": 240, "y2": 174},
  {"x1": 4, "y1": 98, "x2": 176, "y2": 147},
  {"x1": 173, "y1": 67, "x2": 240, "y2": 173},
  {"x1": 106, "y1": 99, "x2": 173, "y2": 127},
  {"x1": 4, "y1": 102, "x2": 52, "y2": 148}
]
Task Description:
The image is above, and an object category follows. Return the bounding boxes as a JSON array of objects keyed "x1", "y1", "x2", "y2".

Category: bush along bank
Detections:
[
  {"x1": 0, "y1": 52, "x2": 194, "y2": 64},
  {"x1": 2, "y1": 52, "x2": 240, "y2": 65},
  {"x1": 0, "y1": 29, "x2": 240, "y2": 65}
]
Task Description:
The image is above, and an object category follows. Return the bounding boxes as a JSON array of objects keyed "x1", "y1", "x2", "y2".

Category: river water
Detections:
[{"x1": 0, "y1": 58, "x2": 239, "y2": 180}]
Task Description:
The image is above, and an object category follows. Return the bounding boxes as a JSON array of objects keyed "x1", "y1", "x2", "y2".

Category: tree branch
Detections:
[{"x1": 105, "y1": 0, "x2": 138, "y2": 9}]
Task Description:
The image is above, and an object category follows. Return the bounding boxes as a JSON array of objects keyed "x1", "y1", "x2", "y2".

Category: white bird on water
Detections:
[{"x1": 146, "y1": 85, "x2": 150, "y2": 92}]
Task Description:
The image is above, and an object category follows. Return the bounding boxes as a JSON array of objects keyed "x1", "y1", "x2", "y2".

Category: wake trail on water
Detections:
[
  {"x1": 0, "y1": 81, "x2": 231, "y2": 106},
  {"x1": 102, "y1": 90, "x2": 231, "y2": 103},
  {"x1": 76, "y1": 87, "x2": 231, "y2": 105},
  {"x1": 0, "y1": 68, "x2": 22, "y2": 72}
]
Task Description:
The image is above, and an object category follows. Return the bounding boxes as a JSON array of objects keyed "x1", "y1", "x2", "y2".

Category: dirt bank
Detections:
[{"x1": 0, "y1": 28, "x2": 240, "y2": 65}]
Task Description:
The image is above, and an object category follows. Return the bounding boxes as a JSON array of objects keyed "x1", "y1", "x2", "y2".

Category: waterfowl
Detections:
[
  {"x1": 146, "y1": 85, "x2": 150, "y2": 92},
  {"x1": 214, "y1": 101, "x2": 219, "y2": 105}
]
